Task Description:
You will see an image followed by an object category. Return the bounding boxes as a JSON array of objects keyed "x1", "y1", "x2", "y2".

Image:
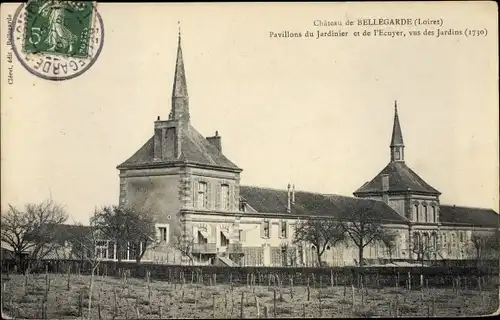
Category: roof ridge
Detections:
[{"x1": 441, "y1": 204, "x2": 498, "y2": 211}]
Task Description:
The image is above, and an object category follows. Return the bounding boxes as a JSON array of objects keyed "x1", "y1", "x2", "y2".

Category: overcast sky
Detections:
[{"x1": 1, "y1": 2, "x2": 498, "y2": 224}]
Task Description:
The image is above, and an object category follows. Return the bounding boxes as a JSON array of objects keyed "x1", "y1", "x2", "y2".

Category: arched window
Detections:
[
  {"x1": 431, "y1": 206, "x2": 437, "y2": 222},
  {"x1": 413, "y1": 204, "x2": 419, "y2": 221},
  {"x1": 423, "y1": 205, "x2": 428, "y2": 222}
]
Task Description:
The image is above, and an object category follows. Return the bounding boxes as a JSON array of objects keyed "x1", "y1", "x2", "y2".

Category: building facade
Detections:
[{"x1": 114, "y1": 34, "x2": 499, "y2": 266}]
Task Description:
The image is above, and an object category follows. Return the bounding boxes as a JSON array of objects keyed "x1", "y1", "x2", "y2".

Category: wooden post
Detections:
[
  {"x1": 230, "y1": 273, "x2": 233, "y2": 292},
  {"x1": 213, "y1": 294, "x2": 216, "y2": 319},
  {"x1": 78, "y1": 290, "x2": 83, "y2": 317},
  {"x1": 66, "y1": 266, "x2": 71, "y2": 291},
  {"x1": 408, "y1": 271, "x2": 411, "y2": 291},
  {"x1": 159, "y1": 306, "x2": 163, "y2": 319},
  {"x1": 351, "y1": 283, "x2": 355, "y2": 311},
  {"x1": 318, "y1": 289, "x2": 323, "y2": 317},
  {"x1": 135, "y1": 305, "x2": 140, "y2": 319},
  {"x1": 273, "y1": 289, "x2": 277, "y2": 318},
  {"x1": 307, "y1": 277, "x2": 311, "y2": 301},
  {"x1": 255, "y1": 295, "x2": 260, "y2": 318},
  {"x1": 264, "y1": 306, "x2": 269, "y2": 318},
  {"x1": 361, "y1": 278, "x2": 365, "y2": 306},
  {"x1": 331, "y1": 269, "x2": 334, "y2": 289},
  {"x1": 113, "y1": 287, "x2": 118, "y2": 319},
  {"x1": 302, "y1": 303, "x2": 306, "y2": 318},
  {"x1": 42, "y1": 299, "x2": 47, "y2": 320},
  {"x1": 395, "y1": 295, "x2": 399, "y2": 318},
  {"x1": 98, "y1": 290, "x2": 102, "y2": 320},
  {"x1": 432, "y1": 296, "x2": 435, "y2": 317},
  {"x1": 240, "y1": 291, "x2": 245, "y2": 319},
  {"x1": 1, "y1": 282, "x2": 4, "y2": 315},
  {"x1": 396, "y1": 272, "x2": 400, "y2": 289}
]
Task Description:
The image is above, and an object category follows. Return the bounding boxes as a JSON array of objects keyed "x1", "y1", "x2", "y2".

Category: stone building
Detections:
[{"x1": 112, "y1": 34, "x2": 498, "y2": 266}]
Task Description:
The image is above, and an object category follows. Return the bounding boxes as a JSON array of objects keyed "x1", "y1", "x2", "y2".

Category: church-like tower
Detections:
[
  {"x1": 117, "y1": 30, "x2": 242, "y2": 245},
  {"x1": 353, "y1": 102, "x2": 441, "y2": 223}
]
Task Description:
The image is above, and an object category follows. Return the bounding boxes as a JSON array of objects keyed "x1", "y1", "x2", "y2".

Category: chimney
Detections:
[
  {"x1": 287, "y1": 183, "x2": 291, "y2": 213},
  {"x1": 206, "y1": 130, "x2": 222, "y2": 153},
  {"x1": 381, "y1": 174, "x2": 389, "y2": 203},
  {"x1": 291, "y1": 184, "x2": 295, "y2": 204}
]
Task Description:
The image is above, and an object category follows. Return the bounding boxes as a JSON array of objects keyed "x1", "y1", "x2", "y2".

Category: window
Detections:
[
  {"x1": 423, "y1": 205, "x2": 428, "y2": 222},
  {"x1": 413, "y1": 204, "x2": 419, "y2": 221},
  {"x1": 96, "y1": 241, "x2": 108, "y2": 259},
  {"x1": 431, "y1": 233, "x2": 437, "y2": 250},
  {"x1": 156, "y1": 224, "x2": 169, "y2": 243},
  {"x1": 298, "y1": 245, "x2": 304, "y2": 265},
  {"x1": 221, "y1": 184, "x2": 230, "y2": 210},
  {"x1": 263, "y1": 221, "x2": 270, "y2": 238},
  {"x1": 459, "y1": 232, "x2": 464, "y2": 242},
  {"x1": 159, "y1": 227, "x2": 167, "y2": 242},
  {"x1": 432, "y1": 206, "x2": 437, "y2": 222},
  {"x1": 395, "y1": 150, "x2": 400, "y2": 160},
  {"x1": 281, "y1": 221, "x2": 288, "y2": 238},
  {"x1": 238, "y1": 229, "x2": 243, "y2": 242},
  {"x1": 198, "y1": 182, "x2": 207, "y2": 208}
]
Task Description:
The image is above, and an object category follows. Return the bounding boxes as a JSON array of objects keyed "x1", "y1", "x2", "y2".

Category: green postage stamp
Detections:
[
  {"x1": 10, "y1": 0, "x2": 104, "y2": 80},
  {"x1": 23, "y1": 0, "x2": 95, "y2": 58}
]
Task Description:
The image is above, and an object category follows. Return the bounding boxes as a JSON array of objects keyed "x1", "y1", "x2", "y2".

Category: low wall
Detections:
[{"x1": 2, "y1": 259, "x2": 498, "y2": 289}]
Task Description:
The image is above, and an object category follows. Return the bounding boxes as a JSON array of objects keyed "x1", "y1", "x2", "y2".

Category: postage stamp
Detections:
[{"x1": 10, "y1": 0, "x2": 104, "y2": 81}]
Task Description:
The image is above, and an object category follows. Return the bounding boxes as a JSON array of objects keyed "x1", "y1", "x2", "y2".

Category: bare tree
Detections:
[
  {"x1": 293, "y1": 218, "x2": 345, "y2": 267},
  {"x1": 171, "y1": 233, "x2": 196, "y2": 265},
  {"x1": 467, "y1": 231, "x2": 499, "y2": 266},
  {"x1": 67, "y1": 212, "x2": 103, "y2": 320},
  {"x1": 379, "y1": 231, "x2": 397, "y2": 263},
  {"x1": 91, "y1": 205, "x2": 156, "y2": 263},
  {"x1": 1, "y1": 199, "x2": 68, "y2": 270},
  {"x1": 339, "y1": 201, "x2": 392, "y2": 266},
  {"x1": 411, "y1": 233, "x2": 437, "y2": 268},
  {"x1": 122, "y1": 207, "x2": 157, "y2": 264}
]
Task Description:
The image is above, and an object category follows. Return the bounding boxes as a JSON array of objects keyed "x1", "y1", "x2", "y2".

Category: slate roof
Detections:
[
  {"x1": 117, "y1": 125, "x2": 241, "y2": 171},
  {"x1": 439, "y1": 205, "x2": 499, "y2": 227},
  {"x1": 50, "y1": 224, "x2": 91, "y2": 244},
  {"x1": 353, "y1": 161, "x2": 441, "y2": 195},
  {"x1": 239, "y1": 186, "x2": 407, "y2": 223}
]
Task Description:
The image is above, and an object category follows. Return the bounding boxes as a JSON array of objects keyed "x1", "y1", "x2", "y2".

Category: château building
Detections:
[{"x1": 109, "y1": 33, "x2": 499, "y2": 266}]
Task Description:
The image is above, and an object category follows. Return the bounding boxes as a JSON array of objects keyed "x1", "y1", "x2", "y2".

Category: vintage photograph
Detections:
[{"x1": 1, "y1": 1, "x2": 498, "y2": 319}]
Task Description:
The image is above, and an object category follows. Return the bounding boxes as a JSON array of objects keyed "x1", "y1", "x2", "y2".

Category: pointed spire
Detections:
[
  {"x1": 390, "y1": 100, "x2": 405, "y2": 162},
  {"x1": 171, "y1": 22, "x2": 189, "y2": 122},
  {"x1": 390, "y1": 100, "x2": 404, "y2": 146}
]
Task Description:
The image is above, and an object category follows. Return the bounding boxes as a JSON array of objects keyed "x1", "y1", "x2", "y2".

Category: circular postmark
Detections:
[{"x1": 10, "y1": 0, "x2": 104, "y2": 81}]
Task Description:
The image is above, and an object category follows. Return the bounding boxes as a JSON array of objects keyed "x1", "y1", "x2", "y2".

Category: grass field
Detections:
[{"x1": 1, "y1": 272, "x2": 498, "y2": 319}]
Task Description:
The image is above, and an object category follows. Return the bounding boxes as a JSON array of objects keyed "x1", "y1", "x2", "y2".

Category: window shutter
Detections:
[
  {"x1": 215, "y1": 184, "x2": 221, "y2": 210},
  {"x1": 260, "y1": 221, "x2": 265, "y2": 238},
  {"x1": 192, "y1": 180, "x2": 198, "y2": 208},
  {"x1": 206, "y1": 182, "x2": 212, "y2": 208},
  {"x1": 229, "y1": 184, "x2": 234, "y2": 211}
]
